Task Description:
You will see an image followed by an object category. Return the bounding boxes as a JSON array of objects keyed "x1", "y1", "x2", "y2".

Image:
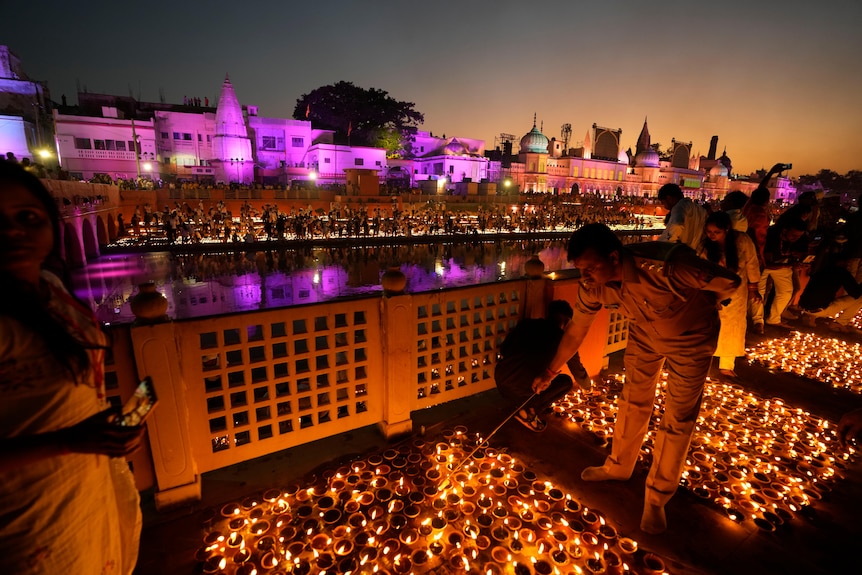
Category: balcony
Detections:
[{"x1": 129, "y1": 281, "x2": 861, "y2": 575}]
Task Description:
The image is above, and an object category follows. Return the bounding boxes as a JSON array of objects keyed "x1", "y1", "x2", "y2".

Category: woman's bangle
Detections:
[{"x1": 544, "y1": 367, "x2": 561, "y2": 379}]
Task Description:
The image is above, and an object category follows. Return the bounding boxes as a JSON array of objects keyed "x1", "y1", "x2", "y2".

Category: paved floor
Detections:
[{"x1": 134, "y1": 319, "x2": 862, "y2": 575}]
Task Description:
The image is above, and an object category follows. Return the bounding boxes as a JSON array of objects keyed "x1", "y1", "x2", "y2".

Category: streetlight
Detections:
[{"x1": 141, "y1": 152, "x2": 156, "y2": 182}]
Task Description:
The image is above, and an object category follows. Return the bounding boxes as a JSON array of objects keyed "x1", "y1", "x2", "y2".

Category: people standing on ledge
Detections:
[
  {"x1": 657, "y1": 183, "x2": 708, "y2": 250},
  {"x1": 532, "y1": 223, "x2": 740, "y2": 534},
  {"x1": 0, "y1": 160, "x2": 145, "y2": 574}
]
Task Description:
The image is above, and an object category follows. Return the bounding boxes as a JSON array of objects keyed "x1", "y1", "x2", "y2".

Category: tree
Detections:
[
  {"x1": 650, "y1": 142, "x2": 672, "y2": 161},
  {"x1": 797, "y1": 169, "x2": 840, "y2": 190},
  {"x1": 293, "y1": 82, "x2": 423, "y2": 156},
  {"x1": 797, "y1": 169, "x2": 851, "y2": 192},
  {"x1": 373, "y1": 126, "x2": 417, "y2": 159}
]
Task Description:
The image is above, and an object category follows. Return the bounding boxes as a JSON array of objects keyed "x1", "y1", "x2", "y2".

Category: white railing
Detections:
[{"x1": 108, "y1": 273, "x2": 623, "y2": 508}]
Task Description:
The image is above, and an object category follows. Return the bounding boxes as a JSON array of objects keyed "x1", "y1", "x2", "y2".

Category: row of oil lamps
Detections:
[
  {"x1": 197, "y1": 427, "x2": 671, "y2": 574},
  {"x1": 553, "y1": 370, "x2": 855, "y2": 532},
  {"x1": 194, "y1": 330, "x2": 858, "y2": 573},
  {"x1": 746, "y1": 331, "x2": 862, "y2": 393}
]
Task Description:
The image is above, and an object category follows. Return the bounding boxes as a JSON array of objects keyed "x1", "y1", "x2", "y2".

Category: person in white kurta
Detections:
[
  {"x1": 698, "y1": 211, "x2": 762, "y2": 376},
  {"x1": 0, "y1": 161, "x2": 144, "y2": 575},
  {"x1": 657, "y1": 184, "x2": 708, "y2": 250}
]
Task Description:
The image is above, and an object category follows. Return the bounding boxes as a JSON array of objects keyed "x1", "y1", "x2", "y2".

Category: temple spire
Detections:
[
  {"x1": 213, "y1": 74, "x2": 252, "y2": 184},
  {"x1": 635, "y1": 117, "x2": 651, "y2": 154}
]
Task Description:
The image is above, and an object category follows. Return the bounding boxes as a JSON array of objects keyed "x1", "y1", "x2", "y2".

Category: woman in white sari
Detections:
[
  {"x1": 698, "y1": 210, "x2": 762, "y2": 379},
  {"x1": 0, "y1": 161, "x2": 145, "y2": 574}
]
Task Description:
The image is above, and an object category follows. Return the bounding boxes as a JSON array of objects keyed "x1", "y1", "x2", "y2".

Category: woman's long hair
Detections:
[
  {"x1": 703, "y1": 210, "x2": 740, "y2": 272},
  {"x1": 0, "y1": 160, "x2": 95, "y2": 380}
]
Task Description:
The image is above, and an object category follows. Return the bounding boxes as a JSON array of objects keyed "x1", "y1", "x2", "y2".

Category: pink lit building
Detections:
[
  {"x1": 0, "y1": 44, "x2": 796, "y2": 201},
  {"x1": 502, "y1": 117, "x2": 795, "y2": 201},
  {"x1": 46, "y1": 74, "x2": 389, "y2": 188},
  {"x1": 305, "y1": 142, "x2": 386, "y2": 186},
  {"x1": 153, "y1": 109, "x2": 216, "y2": 183},
  {"x1": 410, "y1": 131, "x2": 489, "y2": 185},
  {"x1": 0, "y1": 46, "x2": 52, "y2": 162},
  {"x1": 247, "y1": 114, "x2": 313, "y2": 184},
  {"x1": 54, "y1": 109, "x2": 157, "y2": 181}
]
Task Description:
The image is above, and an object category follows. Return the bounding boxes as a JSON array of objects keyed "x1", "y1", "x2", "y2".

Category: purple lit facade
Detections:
[
  {"x1": 0, "y1": 44, "x2": 796, "y2": 199},
  {"x1": 212, "y1": 75, "x2": 253, "y2": 184},
  {"x1": 53, "y1": 112, "x2": 157, "y2": 181},
  {"x1": 0, "y1": 46, "x2": 51, "y2": 160}
]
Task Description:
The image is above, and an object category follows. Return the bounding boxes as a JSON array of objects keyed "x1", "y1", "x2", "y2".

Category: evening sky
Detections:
[{"x1": 3, "y1": 0, "x2": 861, "y2": 176}]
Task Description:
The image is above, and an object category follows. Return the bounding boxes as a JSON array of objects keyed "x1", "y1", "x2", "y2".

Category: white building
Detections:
[
  {"x1": 45, "y1": 75, "x2": 391, "y2": 188},
  {"x1": 154, "y1": 109, "x2": 216, "y2": 183},
  {"x1": 383, "y1": 131, "x2": 488, "y2": 190},
  {"x1": 0, "y1": 45, "x2": 796, "y2": 200},
  {"x1": 0, "y1": 45, "x2": 51, "y2": 162},
  {"x1": 53, "y1": 109, "x2": 157, "y2": 181}
]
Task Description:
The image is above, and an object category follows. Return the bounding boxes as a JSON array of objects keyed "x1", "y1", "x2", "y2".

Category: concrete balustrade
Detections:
[{"x1": 101, "y1": 269, "x2": 622, "y2": 510}]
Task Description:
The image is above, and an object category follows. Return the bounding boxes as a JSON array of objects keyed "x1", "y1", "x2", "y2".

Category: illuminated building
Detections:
[
  {"x1": 498, "y1": 116, "x2": 797, "y2": 201},
  {"x1": 1, "y1": 44, "x2": 797, "y2": 201},
  {"x1": 404, "y1": 131, "x2": 490, "y2": 192},
  {"x1": 0, "y1": 45, "x2": 52, "y2": 162}
]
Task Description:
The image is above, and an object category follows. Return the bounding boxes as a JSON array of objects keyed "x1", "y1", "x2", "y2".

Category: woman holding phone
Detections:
[{"x1": 0, "y1": 160, "x2": 145, "y2": 574}]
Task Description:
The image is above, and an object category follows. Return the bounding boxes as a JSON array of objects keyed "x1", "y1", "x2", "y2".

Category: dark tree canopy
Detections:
[
  {"x1": 797, "y1": 169, "x2": 862, "y2": 194},
  {"x1": 650, "y1": 142, "x2": 673, "y2": 161},
  {"x1": 293, "y1": 81, "x2": 424, "y2": 156}
]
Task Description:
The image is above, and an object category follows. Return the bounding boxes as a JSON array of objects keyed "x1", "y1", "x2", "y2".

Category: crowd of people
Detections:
[
  {"x1": 114, "y1": 195, "x2": 659, "y2": 246},
  {"x1": 500, "y1": 181, "x2": 861, "y2": 536}
]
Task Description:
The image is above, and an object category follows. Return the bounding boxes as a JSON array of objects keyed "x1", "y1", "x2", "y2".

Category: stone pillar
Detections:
[
  {"x1": 130, "y1": 321, "x2": 201, "y2": 509},
  {"x1": 378, "y1": 270, "x2": 414, "y2": 439}
]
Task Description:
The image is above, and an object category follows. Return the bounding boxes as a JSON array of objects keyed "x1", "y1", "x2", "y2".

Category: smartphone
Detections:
[{"x1": 115, "y1": 376, "x2": 158, "y2": 426}]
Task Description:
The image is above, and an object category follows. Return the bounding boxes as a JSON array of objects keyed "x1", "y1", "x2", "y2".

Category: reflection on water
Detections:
[{"x1": 71, "y1": 240, "x2": 575, "y2": 324}]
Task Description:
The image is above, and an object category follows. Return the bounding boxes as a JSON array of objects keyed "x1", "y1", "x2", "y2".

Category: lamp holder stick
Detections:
[{"x1": 439, "y1": 392, "x2": 537, "y2": 489}]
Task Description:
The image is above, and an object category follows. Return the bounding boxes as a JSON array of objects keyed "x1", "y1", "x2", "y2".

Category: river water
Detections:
[{"x1": 71, "y1": 239, "x2": 581, "y2": 324}]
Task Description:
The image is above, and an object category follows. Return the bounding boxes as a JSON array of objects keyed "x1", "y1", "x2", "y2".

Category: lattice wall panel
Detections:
[
  {"x1": 413, "y1": 284, "x2": 524, "y2": 409},
  {"x1": 605, "y1": 309, "x2": 629, "y2": 355},
  {"x1": 178, "y1": 300, "x2": 382, "y2": 473}
]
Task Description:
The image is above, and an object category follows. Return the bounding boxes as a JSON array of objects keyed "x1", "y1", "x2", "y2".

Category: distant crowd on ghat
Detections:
[
  {"x1": 114, "y1": 194, "x2": 659, "y2": 245},
  {"x1": 111, "y1": 185, "x2": 862, "y2": 343}
]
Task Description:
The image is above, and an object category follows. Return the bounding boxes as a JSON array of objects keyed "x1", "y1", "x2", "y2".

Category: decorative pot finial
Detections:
[
  {"x1": 130, "y1": 281, "x2": 169, "y2": 323},
  {"x1": 381, "y1": 266, "x2": 407, "y2": 296},
  {"x1": 524, "y1": 255, "x2": 545, "y2": 278}
]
